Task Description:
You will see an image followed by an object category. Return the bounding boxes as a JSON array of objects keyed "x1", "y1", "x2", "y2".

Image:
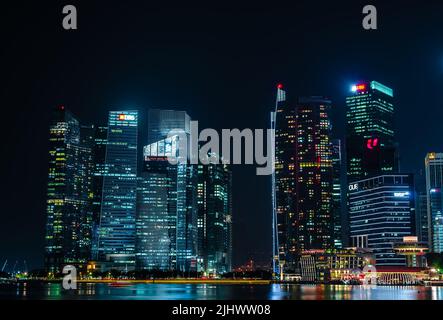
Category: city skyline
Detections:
[
  {"x1": 36, "y1": 78, "x2": 443, "y2": 275},
  {"x1": 2, "y1": 1, "x2": 443, "y2": 273}
]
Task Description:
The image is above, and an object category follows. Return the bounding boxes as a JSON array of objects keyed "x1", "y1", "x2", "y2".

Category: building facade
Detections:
[
  {"x1": 295, "y1": 97, "x2": 334, "y2": 252},
  {"x1": 45, "y1": 106, "x2": 94, "y2": 272},
  {"x1": 147, "y1": 109, "x2": 191, "y2": 145},
  {"x1": 346, "y1": 81, "x2": 398, "y2": 182},
  {"x1": 137, "y1": 133, "x2": 198, "y2": 273},
  {"x1": 197, "y1": 162, "x2": 232, "y2": 275},
  {"x1": 272, "y1": 84, "x2": 296, "y2": 275},
  {"x1": 332, "y1": 139, "x2": 343, "y2": 249},
  {"x1": 348, "y1": 174, "x2": 415, "y2": 266},
  {"x1": 425, "y1": 152, "x2": 443, "y2": 253},
  {"x1": 272, "y1": 89, "x2": 334, "y2": 275},
  {"x1": 96, "y1": 111, "x2": 138, "y2": 270}
]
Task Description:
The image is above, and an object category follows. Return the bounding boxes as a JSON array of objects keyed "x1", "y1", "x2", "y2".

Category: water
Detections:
[{"x1": 1, "y1": 282, "x2": 443, "y2": 300}]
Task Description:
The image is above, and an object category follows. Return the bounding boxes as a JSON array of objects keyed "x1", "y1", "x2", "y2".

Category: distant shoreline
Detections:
[{"x1": 12, "y1": 279, "x2": 272, "y2": 285}]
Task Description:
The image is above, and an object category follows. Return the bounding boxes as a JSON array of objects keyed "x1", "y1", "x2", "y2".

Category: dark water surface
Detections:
[{"x1": 1, "y1": 282, "x2": 442, "y2": 300}]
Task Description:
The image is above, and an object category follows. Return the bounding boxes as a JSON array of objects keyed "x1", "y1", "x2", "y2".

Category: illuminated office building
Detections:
[
  {"x1": 147, "y1": 108, "x2": 191, "y2": 144},
  {"x1": 96, "y1": 111, "x2": 138, "y2": 270},
  {"x1": 197, "y1": 162, "x2": 232, "y2": 275},
  {"x1": 346, "y1": 81, "x2": 398, "y2": 181},
  {"x1": 349, "y1": 174, "x2": 415, "y2": 266},
  {"x1": 271, "y1": 84, "x2": 296, "y2": 274},
  {"x1": 425, "y1": 152, "x2": 443, "y2": 253},
  {"x1": 295, "y1": 97, "x2": 334, "y2": 251},
  {"x1": 272, "y1": 89, "x2": 334, "y2": 274},
  {"x1": 80, "y1": 125, "x2": 108, "y2": 259},
  {"x1": 137, "y1": 131, "x2": 198, "y2": 272},
  {"x1": 416, "y1": 191, "x2": 429, "y2": 244},
  {"x1": 331, "y1": 139, "x2": 343, "y2": 249},
  {"x1": 45, "y1": 106, "x2": 94, "y2": 272},
  {"x1": 136, "y1": 140, "x2": 178, "y2": 271}
]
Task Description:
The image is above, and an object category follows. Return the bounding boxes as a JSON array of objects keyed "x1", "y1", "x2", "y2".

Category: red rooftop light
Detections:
[{"x1": 277, "y1": 83, "x2": 283, "y2": 89}]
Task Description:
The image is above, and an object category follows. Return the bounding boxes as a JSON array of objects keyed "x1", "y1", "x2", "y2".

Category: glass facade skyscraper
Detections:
[
  {"x1": 137, "y1": 112, "x2": 198, "y2": 273},
  {"x1": 425, "y1": 152, "x2": 443, "y2": 253},
  {"x1": 136, "y1": 147, "x2": 178, "y2": 271},
  {"x1": 295, "y1": 97, "x2": 333, "y2": 252},
  {"x1": 96, "y1": 111, "x2": 138, "y2": 270},
  {"x1": 272, "y1": 85, "x2": 296, "y2": 275},
  {"x1": 45, "y1": 106, "x2": 94, "y2": 272},
  {"x1": 197, "y1": 162, "x2": 232, "y2": 275},
  {"x1": 346, "y1": 81, "x2": 398, "y2": 182},
  {"x1": 79, "y1": 125, "x2": 109, "y2": 260},
  {"x1": 272, "y1": 90, "x2": 334, "y2": 274},
  {"x1": 349, "y1": 174, "x2": 415, "y2": 266},
  {"x1": 147, "y1": 109, "x2": 191, "y2": 145},
  {"x1": 331, "y1": 139, "x2": 343, "y2": 249}
]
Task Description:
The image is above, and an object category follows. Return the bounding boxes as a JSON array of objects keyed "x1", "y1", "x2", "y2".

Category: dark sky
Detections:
[{"x1": 1, "y1": 1, "x2": 443, "y2": 271}]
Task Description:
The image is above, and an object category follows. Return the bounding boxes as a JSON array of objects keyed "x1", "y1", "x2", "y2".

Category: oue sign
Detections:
[{"x1": 349, "y1": 183, "x2": 359, "y2": 191}]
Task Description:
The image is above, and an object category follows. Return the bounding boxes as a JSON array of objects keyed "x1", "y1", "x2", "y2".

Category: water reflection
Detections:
[{"x1": 2, "y1": 282, "x2": 443, "y2": 300}]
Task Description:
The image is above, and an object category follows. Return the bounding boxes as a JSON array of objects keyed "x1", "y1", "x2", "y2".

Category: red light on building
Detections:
[
  {"x1": 277, "y1": 83, "x2": 283, "y2": 89},
  {"x1": 59, "y1": 105, "x2": 65, "y2": 110},
  {"x1": 366, "y1": 138, "x2": 379, "y2": 150}
]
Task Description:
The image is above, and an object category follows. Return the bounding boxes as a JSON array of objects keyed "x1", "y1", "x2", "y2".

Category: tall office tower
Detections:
[
  {"x1": 425, "y1": 153, "x2": 443, "y2": 253},
  {"x1": 416, "y1": 191, "x2": 429, "y2": 244},
  {"x1": 331, "y1": 139, "x2": 343, "y2": 249},
  {"x1": 272, "y1": 84, "x2": 297, "y2": 275},
  {"x1": 45, "y1": 106, "x2": 94, "y2": 272},
  {"x1": 136, "y1": 135, "x2": 198, "y2": 272},
  {"x1": 197, "y1": 162, "x2": 233, "y2": 275},
  {"x1": 346, "y1": 81, "x2": 398, "y2": 182},
  {"x1": 272, "y1": 89, "x2": 334, "y2": 275},
  {"x1": 147, "y1": 109, "x2": 191, "y2": 145},
  {"x1": 136, "y1": 142, "x2": 178, "y2": 271},
  {"x1": 80, "y1": 126, "x2": 109, "y2": 260},
  {"x1": 97, "y1": 111, "x2": 138, "y2": 270},
  {"x1": 414, "y1": 169, "x2": 428, "y2": 244},
  {"x1": 348, "y1": 174, "x2": 415, "y2": 266},
  {"x1": 295, "y1": 97, "x2": 334, "y2": 251}
]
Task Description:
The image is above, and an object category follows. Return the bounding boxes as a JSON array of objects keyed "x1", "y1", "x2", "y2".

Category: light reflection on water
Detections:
[{"x1": 1, "y1": 282, "x2": 442, "y2": 300}]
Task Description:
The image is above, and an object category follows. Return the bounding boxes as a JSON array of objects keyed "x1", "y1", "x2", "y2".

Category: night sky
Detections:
[{"x1": 1, "y1": 1, "x2": 443, "y2": 271}]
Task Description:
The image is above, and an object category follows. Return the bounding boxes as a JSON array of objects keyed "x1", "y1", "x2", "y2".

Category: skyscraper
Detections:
[
  {"x1": 147, "y1": 109, "x2": 191, "y2": 145},
  {"x1": 295, "y1": 97, "x2": 333, "y2": 252},
  {"x1": 80, "y1": 125, "x2": 108, "y2": 260},
  {"x1": 425, "y1": 152, "x2": 443, "y2": 253},
  {"x1": 137, "y1": 136, "x2": 198, "y2": 272},
  {"x1": 348, "y1": 174, "x2": 415, "y2": 266},
  {"x1": 331, "y1": 139, "x2": 343, "y2": 249},
  {"x1": 272, "y1": 89, "x2": 334, "y2": 275},
  {"x1": 136, "y1": 140, "x2": 178, "y2": 271},
  {"x1": 96, "y1": 111, "x2": 138, "y2": 270},
  {"x1": 136, "y1": 110, "x2": 198, "y2": 273},
  {"x1": 45, "y1": 106, "x2": 94, "y2": 272},
  {"x1": 197, "y1": 161, "x2": 232, "y2": 275},
  {"x1": 272, "y1": 84, "x2": 296, "y2": 275},
  {"x1": 346, "y1": 81, "x2": 398, "y2": 181},
  {"x1": 416, "y1": 191, "x2": 429, "y2": 244}
]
